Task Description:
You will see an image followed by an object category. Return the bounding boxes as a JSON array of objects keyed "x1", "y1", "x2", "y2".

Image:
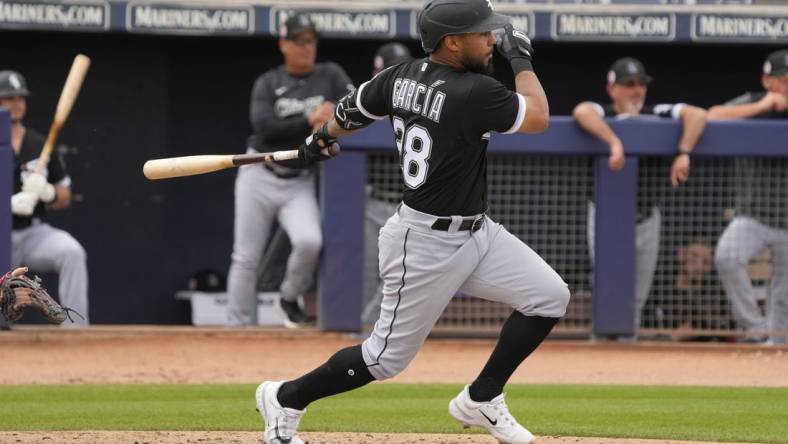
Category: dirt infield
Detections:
[
  {"x1": 1, "y1": 326, "x2": 785, "y2": 443},
  {"x1": 2, "y1": 326, "x2": 786, "y2": 386}
]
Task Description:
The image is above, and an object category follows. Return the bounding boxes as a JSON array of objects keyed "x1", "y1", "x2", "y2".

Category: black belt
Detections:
[
  {"x1": 264, "y1": 164, "x2": 303, "y2": 179},
  {"x1": 431, "y1": 216, "x2": 484, "y2": 232}
]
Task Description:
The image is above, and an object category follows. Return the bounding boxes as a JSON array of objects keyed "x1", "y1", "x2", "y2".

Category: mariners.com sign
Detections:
[
  {"x1": 0, "y1": 0, "x2": 108, "y2": 30},
  {"x1": 552, "y1": 13, "x2": 675, "y2": 41},
  {"x1": 270, "y1": 8, "x2": 395, "y2": 38},
  {"x1": 126, "y1": 3, "x2": 253, "y2": 34},
  {"x1": 692, "y1": 14, "x2": 788, "y2": 42}
]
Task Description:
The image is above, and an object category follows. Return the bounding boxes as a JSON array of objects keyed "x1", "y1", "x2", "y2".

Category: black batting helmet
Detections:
[
  {"x1": 0, "y1": 70, "x2": 30, "y2": 99},
  {"x1": 373, "y1": 42, "x2": 412, "y2": 75},
  {"x1": 418, "y1": 0, "x2": 511, "y2": 53}
]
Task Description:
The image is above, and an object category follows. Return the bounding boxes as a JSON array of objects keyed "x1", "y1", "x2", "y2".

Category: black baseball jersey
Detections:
[
  {"x1": 12, "y1": 128, "x2": 70, "y2": 229},
  {"x1": 248, "y1": 62, "x2": 353, "y2": 168},
  {"x1": 723, "y1": 92, "x2": 788, "y2": 228},
  {"x1": 356, "y1": 58, "x2": 526, "y2": 216},
  {"x1": 591, "y1": 101, "x2": 686, "y2": 218}
]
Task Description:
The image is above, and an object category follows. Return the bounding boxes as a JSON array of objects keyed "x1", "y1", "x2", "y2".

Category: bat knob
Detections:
[{"x1": 327, "y1": 143, "x2": 341, "y2": 158}]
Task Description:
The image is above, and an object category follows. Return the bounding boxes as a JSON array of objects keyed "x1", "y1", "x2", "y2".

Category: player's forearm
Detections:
[
  {"x1": 572, "y1": 104, "x2": 620, "y2": 147},
  {"x1": 49, "y1": 186, "x2": 71, "y2": 210},
  {"x1": 326, "y1": 118, "x2": 357, "y2": 139},
  {"x1": 515, "y1": 71, "x2": 549, "y2": 133},
  {"x1": 678, "y1": 105, "x2": 707, "y2": 153},
  {"x1": 707, "y1": 103, "x2": 762, "y2": 120}
]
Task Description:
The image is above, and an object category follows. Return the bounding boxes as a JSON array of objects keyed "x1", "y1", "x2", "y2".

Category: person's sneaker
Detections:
[
  {"x1": 255, "y1": 381, "x2": 306, "y2": 444},
  {"x1": 449, "y1": 385, "x2": 535, "y2": 444},
  {"x1": 279, "y1": 298, "x2": 307, "y2": 328}
]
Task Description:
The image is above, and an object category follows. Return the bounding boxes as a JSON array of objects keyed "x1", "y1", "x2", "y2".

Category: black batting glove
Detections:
[
  {"x1": 298, "y1": 122, "x2": 338, "y2": 166},
  {"x1": 492, "y1": 24, "x2": 534, "y2": 75}
]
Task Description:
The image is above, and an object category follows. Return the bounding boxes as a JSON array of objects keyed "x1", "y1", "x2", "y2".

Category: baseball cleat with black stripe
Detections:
[{"x1": 449, "y1": 384, "x2": 535, "y2": 444}]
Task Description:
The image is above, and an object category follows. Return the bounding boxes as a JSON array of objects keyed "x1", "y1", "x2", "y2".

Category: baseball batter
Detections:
[
  {"x1": 709, "y1": 49, "x2": 788, "y2": 344},
  {"x1": 0, "y1": 70, "x2": 89, "y2": 327},
  {"x1": 226, "y1": 13, "x2": 354, "y2": 327},
  {"x1": 254, "y1": 1, "x2": 569, "y2": 443}
]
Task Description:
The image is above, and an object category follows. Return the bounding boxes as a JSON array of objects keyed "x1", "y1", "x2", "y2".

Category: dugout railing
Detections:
[{"x1": 320, "y1": 116, "x2": 788, "y2": 340}]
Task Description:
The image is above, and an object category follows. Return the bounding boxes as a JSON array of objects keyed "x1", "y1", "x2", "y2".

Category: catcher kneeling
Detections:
[{"x1": 0, "y1": 267, "x2": 81, "y2": 325}]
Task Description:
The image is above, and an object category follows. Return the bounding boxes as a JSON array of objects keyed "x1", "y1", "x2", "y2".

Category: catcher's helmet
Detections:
[
  {"x1": 418, "y1": 0, "x2": 511, "y2": 53},
  {"x1": 0, "y1": 70, "x2": 30, "y2": 99}
]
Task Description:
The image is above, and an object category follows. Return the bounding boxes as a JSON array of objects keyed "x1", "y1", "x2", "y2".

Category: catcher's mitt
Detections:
[{"x1": 0, "y1": 267, "x2": 81, "y2": 324}]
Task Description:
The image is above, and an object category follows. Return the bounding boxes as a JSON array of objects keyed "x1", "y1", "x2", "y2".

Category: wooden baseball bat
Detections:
[
  {"x1": 142, "y1": 147, "x2": 333, "y2": 180},
  {"x1": 35, "y1": 54, "x2": 91, "y2": 174}
]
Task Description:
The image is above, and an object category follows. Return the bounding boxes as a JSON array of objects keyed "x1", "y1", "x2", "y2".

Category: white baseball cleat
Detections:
[
  {"x1": 255, "y1": 380, "x2": 306, "y2": 444},
  {"x1": 449, "y1": 385, "x2": 535, "y2": 444}
]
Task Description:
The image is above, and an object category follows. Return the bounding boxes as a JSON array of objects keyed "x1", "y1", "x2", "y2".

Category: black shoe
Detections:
[
  {"x1": 280, "y1": 298, "x2": 307, "y2": 328},
  {"x1": 0, "y1": 316, "x2": 10, "y2": 331}
]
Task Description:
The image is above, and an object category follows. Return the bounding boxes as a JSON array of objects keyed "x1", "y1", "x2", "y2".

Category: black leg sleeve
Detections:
[
  {"x1": 469, "y1": 312, "x2": 560, "y2": 402},
  {"x1": 277, "y1": 344, "x2": 375, "y2": 410}
]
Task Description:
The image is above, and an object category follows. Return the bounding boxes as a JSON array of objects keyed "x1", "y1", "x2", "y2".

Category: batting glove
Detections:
[
  {"x1": 492, "y1": 24, "x2": 534, "y2": 74},
  {"x1": 298, "y1": 122, "x2": 340, "y2": 166},
  {"x1": 11, "y1": 191, "x2": 38, "y2": 216},
  {"x1": 22, "y1": 172, "x2": 57, "y2": 204}
]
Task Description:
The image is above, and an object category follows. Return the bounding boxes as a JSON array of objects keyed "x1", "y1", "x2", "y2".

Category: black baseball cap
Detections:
[
  {"x1": 0, "y1": 70, "x2": 30, "y2": 99},
  {"x1": 373, "y1": 42, "x2": 412, "y2": 73},
  {"x1": 607, "y1": 57, "x2": 653, "y2": 85},
  {"x1": 280, "y1": 12, "x2": 318, "y2": 40},
  {"x1": 763, "y1": 49, "x2": 788, "y2": 77}
]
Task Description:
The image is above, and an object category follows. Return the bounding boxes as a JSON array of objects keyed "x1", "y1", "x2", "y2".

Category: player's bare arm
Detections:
[
  {"x1": 670, "y1": 104, "x2": 707, "y2": 187},
  {"x1": 572, "y1": 102, "x2": 625, "y2": 172},
  {"x1": 677, "y1": 104, "x2": 707, "y2": 154},
  {"x1": 708, "y1": 92, "x2": 786, "y2": 120},
  {"x1": 50, "y1": 185, "x2": 71, "y2": 210},
  {"x1": 514, "y1": 71, "x2": 548, "y2": 133}
]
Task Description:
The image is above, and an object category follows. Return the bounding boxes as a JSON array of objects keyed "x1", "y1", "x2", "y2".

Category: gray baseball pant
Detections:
[
  {"x1": 227, "y1": 163, "x2": 322, "y2": 326},
  {"x1": 715, "y1": 216, "x2": 788, "y2": 343}
]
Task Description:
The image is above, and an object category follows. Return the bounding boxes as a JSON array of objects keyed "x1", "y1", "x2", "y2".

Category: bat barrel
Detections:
[{"x1": 143, "y1": 155, "x2": 235, "y2": 180}]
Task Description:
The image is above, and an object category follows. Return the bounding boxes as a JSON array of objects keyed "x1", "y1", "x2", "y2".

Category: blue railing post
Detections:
[
  {"x1": 593, "y1": 156, "x2": 638, "y2": 337},
  {"x1": 319, "y1": 151, "x2": 367, "y2": 332},
  {"x1": 0, "y1": 109, "x2": 11, "y2": 275}
]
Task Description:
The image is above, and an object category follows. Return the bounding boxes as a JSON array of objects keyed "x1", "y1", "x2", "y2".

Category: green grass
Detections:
[{"x1": 1, "y1": 384, "x2": 786, "y2": 443}]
